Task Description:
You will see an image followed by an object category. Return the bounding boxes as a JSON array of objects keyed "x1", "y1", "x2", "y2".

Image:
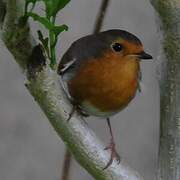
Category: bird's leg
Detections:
[{"x1": 103, "y1": 118, "x2": 121, "y2": 170}]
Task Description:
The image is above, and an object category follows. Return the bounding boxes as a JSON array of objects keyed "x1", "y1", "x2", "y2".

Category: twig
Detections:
[
  {"x1": 61, "y1": 150, "x2": 72, "y2": 180},
  {"x1": 93, "y1": 0, "x2": 110, "y2": 34}
]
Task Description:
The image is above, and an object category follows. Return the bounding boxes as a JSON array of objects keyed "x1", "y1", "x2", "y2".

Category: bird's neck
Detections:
[{"x1": 102, "y1": 52, "x2": 140, "y2": 82}]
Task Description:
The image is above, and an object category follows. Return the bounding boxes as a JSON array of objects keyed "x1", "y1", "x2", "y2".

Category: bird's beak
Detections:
[{"x1": 137, "y1": 51, "x2": 153, "y2": 60}]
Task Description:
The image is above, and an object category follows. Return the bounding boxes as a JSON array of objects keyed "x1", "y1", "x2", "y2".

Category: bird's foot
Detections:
[
  {"x1": 103, "y1": 141, "x2": 121, "y2": 170},
  {"x1": 67, "y1": 106, "x2": 75, "y2": 122},
  {"x1": 67, "y1": 102, "x2": 89, "y2": 122}
]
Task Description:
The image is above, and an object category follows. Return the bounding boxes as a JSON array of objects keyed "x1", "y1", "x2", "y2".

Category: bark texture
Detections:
[
  {"x1": 0, "y1": 0, "x2": 143, "y2": 179},
  {"x1": 150, "y1": 1, "x2": 180, "y2": 180}
]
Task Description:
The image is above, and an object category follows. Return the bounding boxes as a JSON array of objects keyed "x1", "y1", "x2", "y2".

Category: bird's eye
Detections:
[{"x1": 111, "y1": 43, "x2": 123, "y2": 52}]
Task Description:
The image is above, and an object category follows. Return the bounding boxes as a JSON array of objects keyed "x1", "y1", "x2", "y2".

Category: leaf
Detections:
[
  {"x1": 53, "y1": 24, "x2": 68, "y2": 36},
  {"x1": 27, "y1": 12, "x2": 68, "y2": 33},
  {"x1": 25, "y1": 0, "x2": 40, "y2": 14},
  {"x1": 25, "y1": 0, "x2": 39, "y2": 6},
  {"x1": 42, "y1": 0, "x2": 71, "y2": 18},
  {"x1": 50, "y1": 25, "x2": 68, "y2": 48},
  {"x1": 37, "y1": 30, "x2": 49, "y2": 48},
  {"x1": 37, "y1": 30, "x2": 50, "y2": 57},
  {"x1": 27, "y1": 12, "x2": 54, "y2": 30}
]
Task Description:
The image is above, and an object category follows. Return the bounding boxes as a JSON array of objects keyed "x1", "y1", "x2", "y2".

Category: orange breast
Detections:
[{"x1": 68, "y1": 51, "x2": 140, "y2": 112}]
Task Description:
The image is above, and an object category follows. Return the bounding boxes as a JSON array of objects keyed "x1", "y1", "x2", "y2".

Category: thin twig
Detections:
[
  {"x1": 93, "y1": 0, "x2": 110, "y2": 34},
  {"x1": 61, "y1": 150, "x2": 72, "y2": 180},
  {"x1": 61, "y1": 0, "x2": 111, "y2": 179}
]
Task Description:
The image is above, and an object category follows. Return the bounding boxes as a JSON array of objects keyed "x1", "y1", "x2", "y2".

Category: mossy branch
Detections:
[
  {"x1": 150, "y1": 1, "x2": 180, "y2": 180},
  {"x1": 0, "y1": 0, "x2": 143, "y2": 179}
]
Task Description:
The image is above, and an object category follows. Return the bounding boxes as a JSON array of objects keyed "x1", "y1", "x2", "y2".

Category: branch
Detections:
[
  {"x1": 0, "y1": 0, "x2": 143, "y2": 179},
  {"x1": 150, "y1": 1, "x2": 180, "y2": 180},
  {"x1": 61, "y1": 150, "x2": 72, "y2": 180},
  {"x1": 93, "y1": 0, "x2": 110, "y2": 34}
]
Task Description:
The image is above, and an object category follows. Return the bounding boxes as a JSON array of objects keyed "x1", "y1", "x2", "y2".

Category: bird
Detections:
[{"x1": 57, "y1": 29, "x2": 153, "y2": 169}]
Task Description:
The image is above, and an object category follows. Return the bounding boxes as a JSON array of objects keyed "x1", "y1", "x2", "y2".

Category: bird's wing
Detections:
[
  {"x1": 58, "y1": 33, "x2": 108, "y2": 76},
  {"x1": 58, "y1": 52, "x2": 77, "y2": 100},
  {"x1": 58, "y1": 57, "x2": 76, "y2": 75}
]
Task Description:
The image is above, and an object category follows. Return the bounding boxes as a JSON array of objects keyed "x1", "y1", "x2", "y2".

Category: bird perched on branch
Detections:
[{"x1": 58, "y1": 29, "x2": 152, "y2": 169}]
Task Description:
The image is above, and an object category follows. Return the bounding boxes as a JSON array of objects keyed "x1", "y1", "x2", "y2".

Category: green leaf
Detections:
[
  {"x1": 25, "y1": 0, "x2": 39, "y2": 15},
  {"x1": 53, "y1": 24, "x2": 68, "y2": 36},
  {"x1": 27, "y1": 12, "x2": 54, "y2": 30},
  {"x1": 50, "y1": 25, "x2": 68, "y2": 47},
  {"x1": 27, "y1": 12, "x2": 68, "y2": 34},
  {"x1": 37, "y1": 30, "x2": 49, "y2": 48},
  {"x1": 37, "y1": 30, "x2": 50, "y2": 57},
  {"x1": 42, "y1": 0, "x2": 71, "y2": 18}
]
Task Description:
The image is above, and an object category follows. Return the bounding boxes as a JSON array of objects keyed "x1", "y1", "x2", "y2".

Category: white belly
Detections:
[{"x1": 81, "y1": 101, "x2": 118, "y2": 117}]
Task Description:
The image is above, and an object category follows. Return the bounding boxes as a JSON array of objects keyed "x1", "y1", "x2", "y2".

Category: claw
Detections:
[
  {"x1": 67, "y1": 106, "x2": 75, "y2": 122},
  {"x1": 103, "y1": 141, "x2": 121, "y2": 170},
  {"x1": 66, "y1": 103, "x2": 89, "y2": 122}
]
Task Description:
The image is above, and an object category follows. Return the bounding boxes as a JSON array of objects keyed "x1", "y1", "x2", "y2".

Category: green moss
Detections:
[
  {"x1": 155, "y1": 1, "x2": 175, "y2": 30},
  {"x1": 152, "y1": 0, "x2": 180, "y2": 68}
]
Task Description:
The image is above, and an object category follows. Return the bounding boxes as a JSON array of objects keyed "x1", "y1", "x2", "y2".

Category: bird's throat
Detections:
[{"x1": 68, "y1": 53, "x2": 140, "y2": 115}]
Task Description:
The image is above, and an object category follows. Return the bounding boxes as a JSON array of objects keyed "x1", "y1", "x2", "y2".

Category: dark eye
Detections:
[{"x1": 112, "y1": 43, "x2": 123, "y2": 52}]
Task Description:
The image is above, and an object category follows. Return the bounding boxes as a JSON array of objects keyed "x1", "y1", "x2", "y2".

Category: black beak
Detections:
[{"x1": 138, "y1": 51, "x2": 153, "y2": 60}]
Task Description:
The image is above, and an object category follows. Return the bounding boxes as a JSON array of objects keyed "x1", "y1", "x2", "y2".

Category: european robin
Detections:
[{"x1": 58, "y1": 29, "x2": 153, "y2": 169}]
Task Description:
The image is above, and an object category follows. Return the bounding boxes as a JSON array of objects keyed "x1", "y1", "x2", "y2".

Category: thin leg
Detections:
[
  {"x1": 103, "y1": 118, "x2": 121, "y2": 170},
  {"x1": 107, "y1": 117, "x2": 114, "y2": 142}
]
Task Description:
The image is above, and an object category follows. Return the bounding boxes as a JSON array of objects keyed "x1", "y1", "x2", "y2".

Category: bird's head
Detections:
[
  {"x1": 58, "y1": 29, "x2": 153, "y2": 75},
  {"x1": 98, "y1": 29, "x2": 153, "y2": 61}
]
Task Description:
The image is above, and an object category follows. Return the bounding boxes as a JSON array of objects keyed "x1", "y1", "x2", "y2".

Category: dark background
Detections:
[{"x1": 0, "y1": 0, "x2": 160, "y2": 179}]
